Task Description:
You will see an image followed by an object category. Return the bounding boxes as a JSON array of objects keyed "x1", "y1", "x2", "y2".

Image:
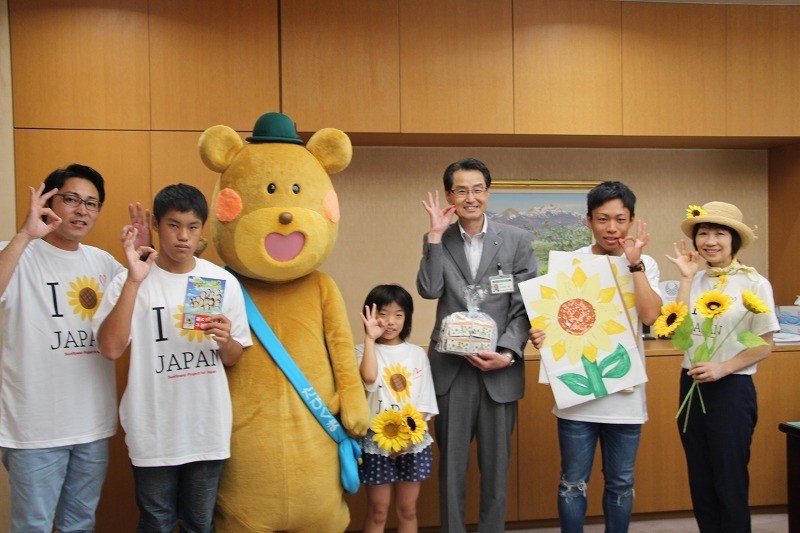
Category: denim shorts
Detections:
[{"x1": 359, "y1": 445, "x2": 433, "y2": 485}]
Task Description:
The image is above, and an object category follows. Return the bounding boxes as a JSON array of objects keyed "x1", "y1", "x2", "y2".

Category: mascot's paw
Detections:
[{"x1": 339, "y1": 388, "x2": 371, "y2": 436}]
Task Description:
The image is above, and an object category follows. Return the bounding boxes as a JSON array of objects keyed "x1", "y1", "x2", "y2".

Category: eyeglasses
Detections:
[
  {"x1": 54, "y1": 193, "x2": 102, "y2": 212},
  {"x1": 450, "y1": 186, "x2": 488, "y2": 198}
]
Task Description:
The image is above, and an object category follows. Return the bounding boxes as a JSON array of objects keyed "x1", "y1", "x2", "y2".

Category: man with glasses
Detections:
[
  {"x1": 0, "y1": 164, "x2": 148, "y2": 532},
  {"x1": 417, "y1": 158, "x2": 538, "y2": 532}
]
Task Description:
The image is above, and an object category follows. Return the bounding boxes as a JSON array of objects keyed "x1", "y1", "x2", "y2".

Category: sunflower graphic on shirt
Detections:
[
  {"x1": 383, "y1": 363, "x2": 412, "y2": 403},
  {"x1": 66, "y1": 276, "x2": 103, "y2": 320}
]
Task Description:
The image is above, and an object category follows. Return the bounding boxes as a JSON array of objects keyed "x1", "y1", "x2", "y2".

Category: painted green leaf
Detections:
[
  {"x1": 599, "y1": 343, "x2": 631, "y2": 379},
  {"x1": 738, "y1": 331, "x2": 768, "y2": 348},
  {"x1": 557, "y1": 373, "x2": 593, "y2": 396}
]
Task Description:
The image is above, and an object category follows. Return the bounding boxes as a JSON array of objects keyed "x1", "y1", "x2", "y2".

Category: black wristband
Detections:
[{"x1": 628, "y1": 260, "x2": 645, "y2": 273}]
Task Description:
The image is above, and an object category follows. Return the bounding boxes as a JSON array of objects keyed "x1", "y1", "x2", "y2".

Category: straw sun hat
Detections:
[{"x1": 681, "y1": 201, "x2": 755, "y2": 249}]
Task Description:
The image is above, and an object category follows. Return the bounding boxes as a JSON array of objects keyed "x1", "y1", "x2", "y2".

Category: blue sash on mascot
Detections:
[{"x1": 225, "y1": 268, "x2": 362, "y2": 494}]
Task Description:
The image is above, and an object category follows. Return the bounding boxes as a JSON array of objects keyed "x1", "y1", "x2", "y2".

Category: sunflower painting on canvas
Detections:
[{"x1": 520, "y1": 255, "x2": 647, "y2": 409}]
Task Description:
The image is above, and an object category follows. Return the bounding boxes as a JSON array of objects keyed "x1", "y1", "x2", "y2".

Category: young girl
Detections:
[{"x1": 357, "y1": 284, "x2": 438, "y2": 533}]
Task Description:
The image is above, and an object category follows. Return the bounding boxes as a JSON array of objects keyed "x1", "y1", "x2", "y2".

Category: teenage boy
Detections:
[
  {"x1": 94, "y1": 184, "x2": 252, "y2": 532},
  {"x1": 0, "y1": 164, "x2": 149, "y2": 532},
  {"x1": 417, "y1": 158, "x2": 538, "y2": 533},
  {"x1": 529, "y1": 181, "x2": 662, "y2": 533}
]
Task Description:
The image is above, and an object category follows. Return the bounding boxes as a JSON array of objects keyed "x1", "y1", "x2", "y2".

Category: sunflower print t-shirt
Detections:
[{"x1": 356, "y1": 342, "x2": 438, "y2": 456}]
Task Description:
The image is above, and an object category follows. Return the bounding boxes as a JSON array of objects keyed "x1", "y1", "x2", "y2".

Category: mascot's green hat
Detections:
[{"x1": 246, "y1": 112, "x2": 304, "y2": 145}]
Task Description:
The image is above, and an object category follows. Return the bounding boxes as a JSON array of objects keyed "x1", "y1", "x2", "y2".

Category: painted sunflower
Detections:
[
  {"x1": 382, "y1": 363, "x2": 412, "y2": 403},
  {"x1": 695, "y1": 290, "x2": 732, "y2": 319},
  {"x1": 371, "y1": 409, "x2": 411, "y2": 453},
  {"x1": 742, "y1": 291, "x2": 769, "y2": 314},
  {"x1": 686, "y1": 205, "x2": 707, "y2": 218},
  {"x1": 400, "y1": 404, "x2": 426, "y2": 444},
  {"x1": 653, "y1": 302, "x2": 689, "y2": 337},
  {"x1": 528, "y1": 267, "x2": 625, "y2": 365},
  {"x1": 66, "y1": 276, "x2": 103, "y2": 320}
]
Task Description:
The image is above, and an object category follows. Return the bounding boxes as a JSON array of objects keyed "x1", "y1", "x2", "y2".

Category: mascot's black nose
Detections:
[{"x1": 279, "y1": 212, "x2": 293, "y2": 225}]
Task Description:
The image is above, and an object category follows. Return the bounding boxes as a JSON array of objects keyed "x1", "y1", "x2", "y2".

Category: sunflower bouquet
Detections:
[
  {"x1": 654, "y1": 284, "x2": 770, "y2": 432},
  {"x1": 371, "y1": 404, "x2": 427, "y2": 453}
]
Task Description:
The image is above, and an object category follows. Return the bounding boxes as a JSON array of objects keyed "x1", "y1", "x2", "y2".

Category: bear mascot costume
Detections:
[{"x1": 198, "y1": 112, "x2": 370, "y2": 532}]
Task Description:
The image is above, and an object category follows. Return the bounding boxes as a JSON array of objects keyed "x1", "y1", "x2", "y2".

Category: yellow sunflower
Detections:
[
  {"x1": 686, "y1": 205, "x2": 707, "y2": 218},
  {"x1": 371, "y1": 409, "x2": 411, "y2": 453},
  {"x1": 610, "y1": 263, "x2": 636, "y2": 322},
  {"x1": 173, "y1": 306, "x2": 211, "y2": 343},
  {"x1": 382, "y1": 363, "x2": 412, "y2": 403},
  {"x1": 528, "y1": 267, "x2": 625, "y2": 365},
  {"x1": 653, "y1": 302, "x2": 689, "y2": 337},
  {"x1": 695, "y1": 290, "x2": 732, "y2": 318},
  {"x1": 400, "y1": 404, "x2": 427, "y2": 444},
  {"x1": 742, "y1": 291, "x2": 769, "y2": 314},
  {"x1": 66, "y1": 276, "x2": 103, "y2": 320}
]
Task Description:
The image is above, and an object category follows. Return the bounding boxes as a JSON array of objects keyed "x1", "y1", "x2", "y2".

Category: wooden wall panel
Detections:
[
  {"x1": 281, "y1": 0, "x2": 400, "y2": 133},
  {"x1": 514, "y1": 0, "x2": 622, "y2": 135},
  {"x1": 9, "y1": 0, "x2": 150, "y2": 130},
  {"x1": 399, "y1": 0, "x2": 513, "y2": 134},
  {"x1": 150, "y1": 131, "x2": 225, "y2": 266},
  {"x1": 13, "y1": 129, "x2": 151, "y2": 263},
  {"x1": 727, "y1": 6, "x2": 800, "y2": 136},
  {"x1": 622, "y1": 3, "x2": 726, "y2": 136},
  {"x1": 767, "y1": 143, "x2": 800, "y2": 306},
  {"x1": 750, "y1": 349, "x2": 800, "y2": 505},
  {"x1": 633, "y1": 356, "x2": 692, "y2": 512},
  {"x1": 149, "y1": 0, "x2": 279, "y2": 132}
]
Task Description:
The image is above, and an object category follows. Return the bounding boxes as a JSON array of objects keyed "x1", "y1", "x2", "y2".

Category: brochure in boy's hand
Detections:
[{"x1": 182, "y1": 276, "x2": 226, "y2": 330}]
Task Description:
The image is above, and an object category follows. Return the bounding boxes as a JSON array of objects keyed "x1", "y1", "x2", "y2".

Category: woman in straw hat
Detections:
[{"x1": 666, "y1": 201, "x2": 779, "y2": 533}]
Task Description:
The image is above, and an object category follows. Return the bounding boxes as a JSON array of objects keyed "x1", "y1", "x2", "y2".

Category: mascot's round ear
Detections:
[
  {"x1": 199, "y1": 125, "x2": 244, "y2": 173},
  {"x1": 307, "y1": 128, "x2": 352, "y2": 175}
]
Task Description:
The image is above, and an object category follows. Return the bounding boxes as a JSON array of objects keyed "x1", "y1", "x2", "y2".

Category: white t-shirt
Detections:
[
  {"x1": 551, "y1": 246, "x2": 661, "y2": 424},
  {"x1": 683, "y1": 269, "x2": 779, "y2": 375},
  {"x1": 93, "y1": 259, "x2": 252, "y2": 467},
  {"x1": 355, "y1": 341, "x2": 438, "y2": 456},
  {"x1": 0, "y1": 239, "x2": 123, "y2": 448}
]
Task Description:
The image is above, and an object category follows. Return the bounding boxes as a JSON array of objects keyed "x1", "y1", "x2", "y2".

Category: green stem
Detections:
[
  {"x1": 582, "y1": 356, "x2": 608, "y2": 398},
  {"x1": 676, "y1": 380, "x2": 697, "y2": 419},
  {"x1": 695, "y1": 314, "x2": 748, "y2": 364},
  {"x1": 682, "y1": 388, "x2": 694, "y2": 433}
]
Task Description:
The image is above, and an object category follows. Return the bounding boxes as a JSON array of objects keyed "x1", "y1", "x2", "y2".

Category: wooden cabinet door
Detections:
[
  {"x1": 149, "y1": 0, "x2": 279, "y2": 132},
  {"x1": 399, "y1": 0, "x2": 514, "y2": 134},
  {"x1": 9, "y1": 0, "x2": 150, "y2": 130},
  {"x1": 514, "y1": 0, "x2": 622, "y2": 136},
  {"x1": 281, "y1": 0, "x2": 400, "y2": 133},
  {"x1": 622, "y1": 2, "x2": 726, "y2": 136},
  {"x1": 727, "y1": 5, "x2": 800, "y2": 136}
]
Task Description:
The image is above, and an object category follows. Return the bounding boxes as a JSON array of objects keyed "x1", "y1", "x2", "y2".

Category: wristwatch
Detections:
[
  {"x1": 628, "y1": 260, "x2": 646, "y2": 273},
  {"x1": 502, "y1": 350, "x2": 516, "y2": 366}
]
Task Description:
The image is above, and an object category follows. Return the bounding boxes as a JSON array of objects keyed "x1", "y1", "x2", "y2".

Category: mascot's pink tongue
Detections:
[{"x1": 265, "y1": 232, "x2": 305, "y2": 262}]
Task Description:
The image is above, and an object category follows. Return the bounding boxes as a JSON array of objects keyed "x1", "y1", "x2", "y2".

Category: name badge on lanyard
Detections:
[{"x1": 490, "y1": 264, "x2": 513, "y2": 294}]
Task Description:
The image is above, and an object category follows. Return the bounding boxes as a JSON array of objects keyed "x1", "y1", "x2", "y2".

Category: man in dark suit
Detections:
[{"x1": 417, "y1": 158, "x2": 538, "y2": 533}]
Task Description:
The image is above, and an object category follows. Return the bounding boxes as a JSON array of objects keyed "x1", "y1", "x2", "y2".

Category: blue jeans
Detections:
[
  {"x1": 132, "y1": 460, "x2": 224, "y2": 533},
  {"x1": 557, "y1": 418, "x2": 641, "y2": 533},
  {"x1": 1, "y1": 438, "x2": 109, "y2": 533}
]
